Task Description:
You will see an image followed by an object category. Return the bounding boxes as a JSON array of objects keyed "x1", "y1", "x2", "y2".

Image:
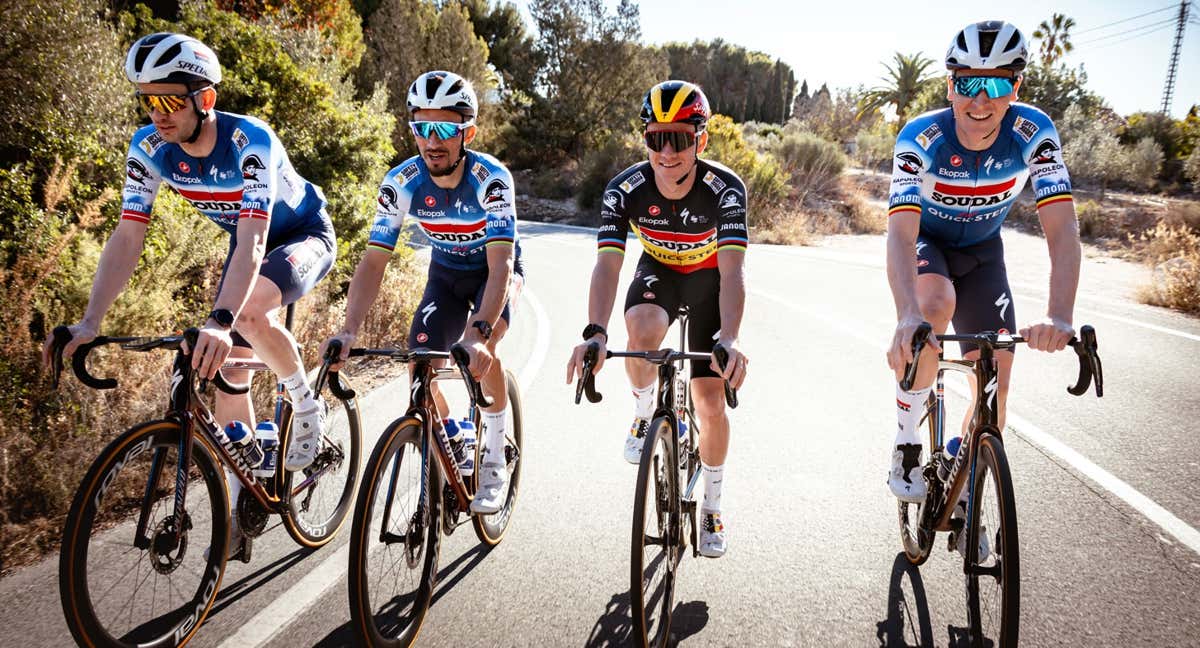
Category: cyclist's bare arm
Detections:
[
  {"x1": 322, "y1": 247, "x2": 390, "y2": 368},
  {"x1": 460, "y1": 244, "x2": 513, "y2": 377},
  {"x1": 213, "y1": 216, "x2": 269, "y2": 320},
  {"x1": 885, "y1": 212, "x2": 938, "y2": 369},
  {"x1": 715, "y1": 248, "x2": 748, "y2": 388},
  {"x1": 45, "y1": 220, "x2": 148, "y2": 364},
  {"x1": 1024, "y1": 199, "x2": 1080, "y2": 352},
  {"x1": 566, "y1": 252, "x2": 623, "y2": 382}
]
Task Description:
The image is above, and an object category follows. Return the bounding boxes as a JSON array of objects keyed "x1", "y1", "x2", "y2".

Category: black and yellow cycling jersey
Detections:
[{"x1": 597, "y1": 159, "x2": 748, "y2": 273}]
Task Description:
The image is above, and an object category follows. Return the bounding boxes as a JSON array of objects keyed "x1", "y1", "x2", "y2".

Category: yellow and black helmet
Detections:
[{"x1": 640, "y1": 80, "x2": 711, "y2": 130}]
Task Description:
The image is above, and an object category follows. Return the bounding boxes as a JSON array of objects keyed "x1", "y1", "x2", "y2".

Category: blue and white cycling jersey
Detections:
[
  {"x1": 367, "y1": 150, "x2": 518, "y2": 271},
  {"x1": 888, "y1": 103, "x2": 1073, "y2": 248},
  {"x1": 121, "y1": 111, "x2": 329, "y2": 243}
]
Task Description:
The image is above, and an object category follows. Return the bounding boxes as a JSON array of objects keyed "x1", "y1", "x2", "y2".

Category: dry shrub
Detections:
[
  {"x1": 1135, "y1": 223, "x2": 1200, "y2": 314},
  {"x1": 1161, "y1": 200, "x2": 1200, "y2": 232}
]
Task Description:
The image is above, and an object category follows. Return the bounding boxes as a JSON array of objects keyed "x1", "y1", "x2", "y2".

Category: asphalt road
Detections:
[{"x1": 3, "y1": 221, "x2": 1199, "y2": 647}]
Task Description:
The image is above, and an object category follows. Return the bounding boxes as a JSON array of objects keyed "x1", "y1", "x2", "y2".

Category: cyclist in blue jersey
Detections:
[
  {"x1": 322, "y1": 71, "x2": 522, "y2": 514},
  {"x1": 884, "y1": 21, "x2": 1081, "y2": 514},
  {"x1": 43, "y1": 33, "x2": 337, "y2": 560}
]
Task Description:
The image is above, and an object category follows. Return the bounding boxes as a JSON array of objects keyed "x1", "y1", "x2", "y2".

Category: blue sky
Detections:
[{"x1": 513, "y1": 0, "x2": 1199, "y2": 118}]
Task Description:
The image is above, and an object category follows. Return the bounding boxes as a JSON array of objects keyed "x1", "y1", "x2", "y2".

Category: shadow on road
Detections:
[
  {"x1": 207, "y1": 544, "x2": 315, "y2": 618},
  {"x1": 312, "y1": 541, "x2": 493, "y2": 647},
  {"x1": 585, "y1": 590, "x2": 709, "y2": 647},
  {"x1": 875, "y1": 552, "x2": 934, "y2": 647}
]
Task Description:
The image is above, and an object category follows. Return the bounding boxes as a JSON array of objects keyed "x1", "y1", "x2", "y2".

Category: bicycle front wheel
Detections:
[
  {"x1": 472, "y1": 369, "x2": 523, "y2": 545},
  {"x1": 630, "y1": 416, "x2": 680, "y2": 648},
  {"x1": 965, "y1": 432, "x2": 1020, "y2": 647},
  {"x1": 280, "y1": 381, "x2": 364, "y2": 547},
  {"x1": 59, "y1": 420, "x2": 228, "y2": 648},
  {"x1": 348, "y1": 417, "x2": 440, "y2": 648}
]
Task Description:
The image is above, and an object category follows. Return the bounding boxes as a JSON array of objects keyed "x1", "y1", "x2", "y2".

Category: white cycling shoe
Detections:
[
  {"x1": 286, "y1": 397, "x2": 325, "y2": 472},
  {"x1": 624, "y1": 417, "x2": 650, "y2": 465},
  {"x1": 888, "y1": 443, "x2": 926, "y2": 503},
  {"x1": 471, "y1": 462, "x2": 509, "y2": 514},
  {"x1": 698, "y1": 511, "x2": 727, "y2": 558}
]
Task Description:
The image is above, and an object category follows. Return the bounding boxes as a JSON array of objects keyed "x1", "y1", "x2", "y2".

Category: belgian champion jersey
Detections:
[
  {"x1": 367, "y1": 150, "x2": 518, "y2": 271},
  {"x1": 120, "y1": 111, "x2": 329, "y2": 243},
  {"x1": 888, "y1": 103, "x2": 1073, "y2": 248}
]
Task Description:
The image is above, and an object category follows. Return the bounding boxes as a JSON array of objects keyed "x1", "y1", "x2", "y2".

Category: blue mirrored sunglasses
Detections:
[
  {"x1": 953, "y1": 75, "x2": 1015, "y2": 99},
  {"x1": 409, "y1": 120, "x2": 472, "y2": 140}
]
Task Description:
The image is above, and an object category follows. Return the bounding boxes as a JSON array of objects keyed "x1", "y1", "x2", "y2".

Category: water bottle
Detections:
[
  {"x1": 938, "y1": 436, "x2": 962, "y2": 482},
  {"x1": 443, "y1": 419, "x2": 476, "y2": 477},
  {"x1": 224, "y1": 421, "x2": 263, "y2": 470},
  {"x1": 254, "y1": 421, "x2": 279, "y2": 478}
]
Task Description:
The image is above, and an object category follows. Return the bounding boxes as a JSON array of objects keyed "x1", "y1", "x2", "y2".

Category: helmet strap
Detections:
[{"x1": 184, "y1": 93, "x2": 209, "y2": 145}]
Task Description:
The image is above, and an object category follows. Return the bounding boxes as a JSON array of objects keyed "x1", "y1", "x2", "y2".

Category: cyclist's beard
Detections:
[{"x1": 426, "y1": 139, "x2": 466, "y2": 177}]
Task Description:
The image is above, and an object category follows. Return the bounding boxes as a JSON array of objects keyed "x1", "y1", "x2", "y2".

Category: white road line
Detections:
[
  {"x1": 753, "y1": 285, "x2": 1200, "y2": 557},
  {"x1": 220, "y1": 284, "x2": 553, "y2": 648}
]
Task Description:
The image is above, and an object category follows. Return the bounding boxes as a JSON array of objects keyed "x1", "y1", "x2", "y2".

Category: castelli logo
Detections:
[
  {"x1": 950, "y1": 155, "x2": 963, "y2": 167},
  {"x1": 416, "y1": 332, "x2": 429, "y2": 343},
  {"x1": 178, "y1": 161, "x2": 191, "y2": 173},
  {"x1": 643, "y1": 292, "x2": 655, "y2": 300},
  {"x1": 648, "y1": 205, "x2": 661, "y2": 216},
  {"x1": 424, "y1": 195, "x2": 436, "y2": 207}
]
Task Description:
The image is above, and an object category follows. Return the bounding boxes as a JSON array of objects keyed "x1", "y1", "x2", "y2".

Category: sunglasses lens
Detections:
[
  {"x1": 954, "y1": 76, "x2": 1014, "y2": 99},
  {"x1": 137, "y1": 93, "x2": 188, "y2": 114},
  {"x1": 410, "y1": 121, "x2": 464, "y2": 140},
  {"x1": 645, "y1": 131, "x2": 695, "y2": 152}
]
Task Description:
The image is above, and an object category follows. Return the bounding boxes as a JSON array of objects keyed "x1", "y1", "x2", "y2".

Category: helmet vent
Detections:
[
  {"x1": 978, "y1": 31, "x2": 997, "y2": 57},
  {"x1": 1004, "y1": 31, "x2": 1022, "y2": 53},
  {"x1": 424, "y1": 75, "x2": 442, "y2": 101}
]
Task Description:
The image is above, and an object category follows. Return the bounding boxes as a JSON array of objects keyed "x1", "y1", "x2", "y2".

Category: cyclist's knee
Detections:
[
  {"x1": 691, "y1": 379, "x2": 726, "y2": 420},
  {"x1": 625, "y1": 306, "x2": 668, "y2": 349}
]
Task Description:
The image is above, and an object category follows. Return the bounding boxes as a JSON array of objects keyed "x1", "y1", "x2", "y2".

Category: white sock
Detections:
[
  {"x1": 481, "y1": 408, "x2": 507, "y2": 465},
  {"x1": 701, "y1": 462, "x2": 724, "y2": 514},
  {"x1": 895, "y1": 383, "x2": 931, "y2": 447},
  {"x1": 280, "y1": 369, "x2": 317, "y2": 412},
  {"x1": 632, "y1": 383, "x2": 656, "y2": 419}
]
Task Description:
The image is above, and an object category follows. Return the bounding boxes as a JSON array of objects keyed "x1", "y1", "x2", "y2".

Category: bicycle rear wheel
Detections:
[
  {"x1": 965, "y1": 432, "x2": 1020, "y2": 647},
  {"x1": 280, "y1": 382, "x2": 363, "y2": 547},
  {"x1": 348, "y1": 418, "x2": 440, "y2": 648},
  {"x1": 472, "y1": 370, "x2": 524, "y2": 545},
  {"x1": 630, "y1": 416, "x2": 680, "y2": 648},
  {"x1": 59, "y1": 420, "x2": 227, "y2": 648}
]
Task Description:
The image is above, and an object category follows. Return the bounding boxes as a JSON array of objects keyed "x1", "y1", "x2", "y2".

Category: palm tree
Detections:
[
  {"x1": 857, "y1": 52, "x2": 937, "y2": 127},
  {"x1": 1032, "y1": 14, "x2": 1076, "y2": 67}
]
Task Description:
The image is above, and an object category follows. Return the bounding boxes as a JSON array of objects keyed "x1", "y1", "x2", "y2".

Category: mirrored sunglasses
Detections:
[
  {"x1": 409, "y1": 120, "x2": 473, "y2": 140},
  {"x1": 644, "y1": 130, "x2": 696, "y2": 152},
  {"x1": 136, "y1": 89, "x2": 202, "y2": 115},
  {"x1": 952, "y1": 75, "x2": 1015, "y2": 99}
]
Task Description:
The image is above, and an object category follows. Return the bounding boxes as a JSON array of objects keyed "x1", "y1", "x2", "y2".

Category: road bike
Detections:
[
  {"x1": 51, "y1": 321, "x2": 361, "y2": 648},
  {"x1": 897, "y1": 322, "x2": 1103, "y2": 647},
  {"x1": 575, "y1": 307, "x2": 737, "y2": 648},
  {"x1": 344, "y1": 343, "x2": 523, "y2": 647}
]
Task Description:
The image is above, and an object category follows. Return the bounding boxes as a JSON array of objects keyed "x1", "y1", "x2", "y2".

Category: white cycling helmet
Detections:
[
  {"x1": 945, "y1": 21, "x2": 1028, "y2": 72},
  {"x1": 406, "y1": 71, "x2": 477, "y2": 119},
  {"x1": 125, "y1": 32, "x2": 222, "y2": 85}
]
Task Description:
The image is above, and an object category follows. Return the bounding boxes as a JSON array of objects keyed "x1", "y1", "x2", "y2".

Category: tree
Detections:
[
  {"x1": 1032, "y1": 13, "x2": 1076, "y2": 67},
  {"x1": 858, "y1": 52, "x2": 937, "y2": 127},
  {"x1": 1123, "y1": 111, "x2": 1186, "y2": 182},
  {"x1": 453, "y1": 0, "x2": 541, "y2": 95},
  {"x1": 660, "y1": 40, "x2": 798, "y2": 124},
  {"x1": 1019, "y1": 61, "x2": 1104, "y2": 122},
  {"x1": 1059, "y1": 103, "x2": 1124, "y2": 196}
]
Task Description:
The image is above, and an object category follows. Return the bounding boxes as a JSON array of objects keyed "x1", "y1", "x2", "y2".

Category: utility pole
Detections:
[{"x1": 1161, "y1": 1, "x2": 1191, "y2": 114}]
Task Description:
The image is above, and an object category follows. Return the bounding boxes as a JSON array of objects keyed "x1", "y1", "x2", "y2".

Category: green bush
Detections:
[
  {"x1": 1187, "y1": 147, "x2": 1200, "y2": 193},
  {"x1": 1126, "y1": 137, "x2": 1164, "y2": 192},
  {"x1": 576, "y1": 131, "x2": 643, "y2": 210},
  {"x1": 772, "y1": 131, "x2": 846, "y2": 197},
  {"x1": 705, "y1": 114, "x2": 789, "y2": 213}
]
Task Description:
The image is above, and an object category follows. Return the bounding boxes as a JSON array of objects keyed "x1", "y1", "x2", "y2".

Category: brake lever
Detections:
[
  {"x1": 712, "y1": 344, "x2": 739, "y2": 409},
  {"x1": 576, "y1": 342, "x2": 603, "y2": 404},
  {"x1": 899, "y1": 322, "x2": 933, "y2": 392},
  {"x1": 1067, "y1": 325, "x2": 1102, "y2": 397},
  {"x1": 450, "y1": 344, "x2": 494, "y2": 408}
]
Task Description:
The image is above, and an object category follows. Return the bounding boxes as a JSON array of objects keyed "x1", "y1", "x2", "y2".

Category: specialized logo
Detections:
[
  {"x1": 703, "y1": 170, "x2": 726, "y2": 193},
  {"x1": 421, "y1": 301, "x2": 438, "y2": 326},
  {"x1": 916, "y1": 123, "x2": 942, "y2": 150},
  {"x1": 915, "y1": 241, "x2": 927, "y2": 257},
  {"x1": 648, "y1": 205, "x2": 661, "y2": 216},
  {"x1": 126, "y1": 158, "x2": 150, "y2": 185},
  {"x1": 950, "y1": 154, "x2": 963, "y2": 167},
  {"x1": 241, "y1": 154, "x2": 265, "y2": 181},
  {"x1": 1032, "y1": 138, "x2": 1060, "y2": 165},
  {"x1": 896, "y1": 152, "x2": 923, "y2": 175},
  {"x1": 718, "y1": 189, "x2": 743, "y2": 210},
  {"x1": 411, "y1": 378, "x2": 423, "y2": 402},
  {"x1": 995, "y1": 292, "x2": 1011, "y2": 320},
  {"x1": 232, "y1": 128, "x2": 248, "y2": 151},
  {"x1": 983, "y1": 155, "x2": 995, "y2": 175},
  {"x1": 602, "y1": 190, "x2": 621, "y2": 210},
  {"x1": 484, "y1": 178, "x2": 509, "y2": 205},
  {"x1": 984, "y1": 375, "x2": 999, "y2": 411},
  {"x1": 178, "y1": 161, "x2": 191, "y2": 174},
  {"x1": 619, "y1": 172, "x2": 646, "y2": 193},
  {"x1": 644, "y1": 274, "x2": 659, "y2": 288},
  {"x1": 1013, "y1": 116, "x2": 1039, "y2": 143},
  {"x1": 424, "y1": 195, "x2": 437, "y2": 207}
]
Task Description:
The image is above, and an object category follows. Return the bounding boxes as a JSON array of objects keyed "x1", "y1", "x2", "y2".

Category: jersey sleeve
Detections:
[
  {"x1": 120, "y1": 131, "x2": 164, "y2": 225},
  {"x1": 235, "y1": 125, "x2": 278, "y2": 224},
  {"x1": 597, "y1": 176, "x2": 631, "y2": 256},
  {"x1": 366, "y1": 169, "x2": 411, "y2": 254},
  {"x1": 715, "y1": 174, "x2": 748, "y2": 253},
  {"x1": 888, "y1": 118, "x2": 935, "y2": 219},
  {"x1": 1016, "y1": 108, "x2": 1073, "y2": 210},
  {"x1": 478, "y1": 167, "x2": 516, "y2": 248}
]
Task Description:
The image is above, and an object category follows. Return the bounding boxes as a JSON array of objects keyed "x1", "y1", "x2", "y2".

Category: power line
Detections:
[
  {"x1": 1088, "y1": 24, "x2": 1177, "y2": 50},
  {"x1": 1075, "y1": 17, "x2": 1179, "y2": 45},
  {"x1": 1071, "y1": 4, "x2": 1178, "y2": 35}
]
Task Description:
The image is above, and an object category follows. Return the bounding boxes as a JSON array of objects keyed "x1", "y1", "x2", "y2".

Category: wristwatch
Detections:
[
  {"x1": 581, "y1": 323, "x2": 607, "y2": 342},
  {"x1": 208, "y1": 308, "x2": 235, "y2": 330},
  {"x1": 471, "y1": 320, "x2": 493, "y2": 340}
]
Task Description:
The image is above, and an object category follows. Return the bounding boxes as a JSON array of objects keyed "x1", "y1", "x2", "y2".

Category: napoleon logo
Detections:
[
  {"x1": 895, "y1": 152, "x2": 923, "y2": 175},
  {"x1": 241, "y1": 154, "x2": 266, "y2": 181},
  {"x1": 719, "y1": 189, "x2": 743, "y2": 210},
  {"x1": 378, "y1": 186, "x2": 397, "y2": 209},
  {"x1": 603, "y1": 190, "x2": 621, "y2": 210},
  {"x1": 484, "y1": 178, "x2": 509, "y2": 204},
  {"x1": 1031, "y1": 138, "x2": 1060, "y2": 165},
  {"x1": 126, "y1": 158, "x2": 150, "y2": 185}
]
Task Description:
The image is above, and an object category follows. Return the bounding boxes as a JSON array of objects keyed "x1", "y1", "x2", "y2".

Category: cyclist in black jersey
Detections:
[{"x1": 567, "y1": 81, "x2": 749, "y2": 558}]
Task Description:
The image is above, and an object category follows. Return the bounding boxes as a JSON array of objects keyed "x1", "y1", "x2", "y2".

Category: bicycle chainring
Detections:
[{"x1": 237, "y1": 488, "x2": 270, "y2": 538}]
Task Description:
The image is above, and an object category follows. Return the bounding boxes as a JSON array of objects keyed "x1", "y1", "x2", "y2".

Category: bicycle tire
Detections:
[
  {"x1": 630, "y1": 416, "x2": 679, "y2": 648},
  {"x1": 348, "y1": 417, "x2": 440, "y2": 648},
  {"x1": 59, "y1": 420, "x2": 228, "y2": 648},
  {"x1": 965, "y1": 432, "x2": 1020, "y2": 647},
  {"x1": 472, "y1": 369, "x2": 524, "y2": 545},
  {"x1": 280, "y1": 381, "x2": 364, "y2": 547}
]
